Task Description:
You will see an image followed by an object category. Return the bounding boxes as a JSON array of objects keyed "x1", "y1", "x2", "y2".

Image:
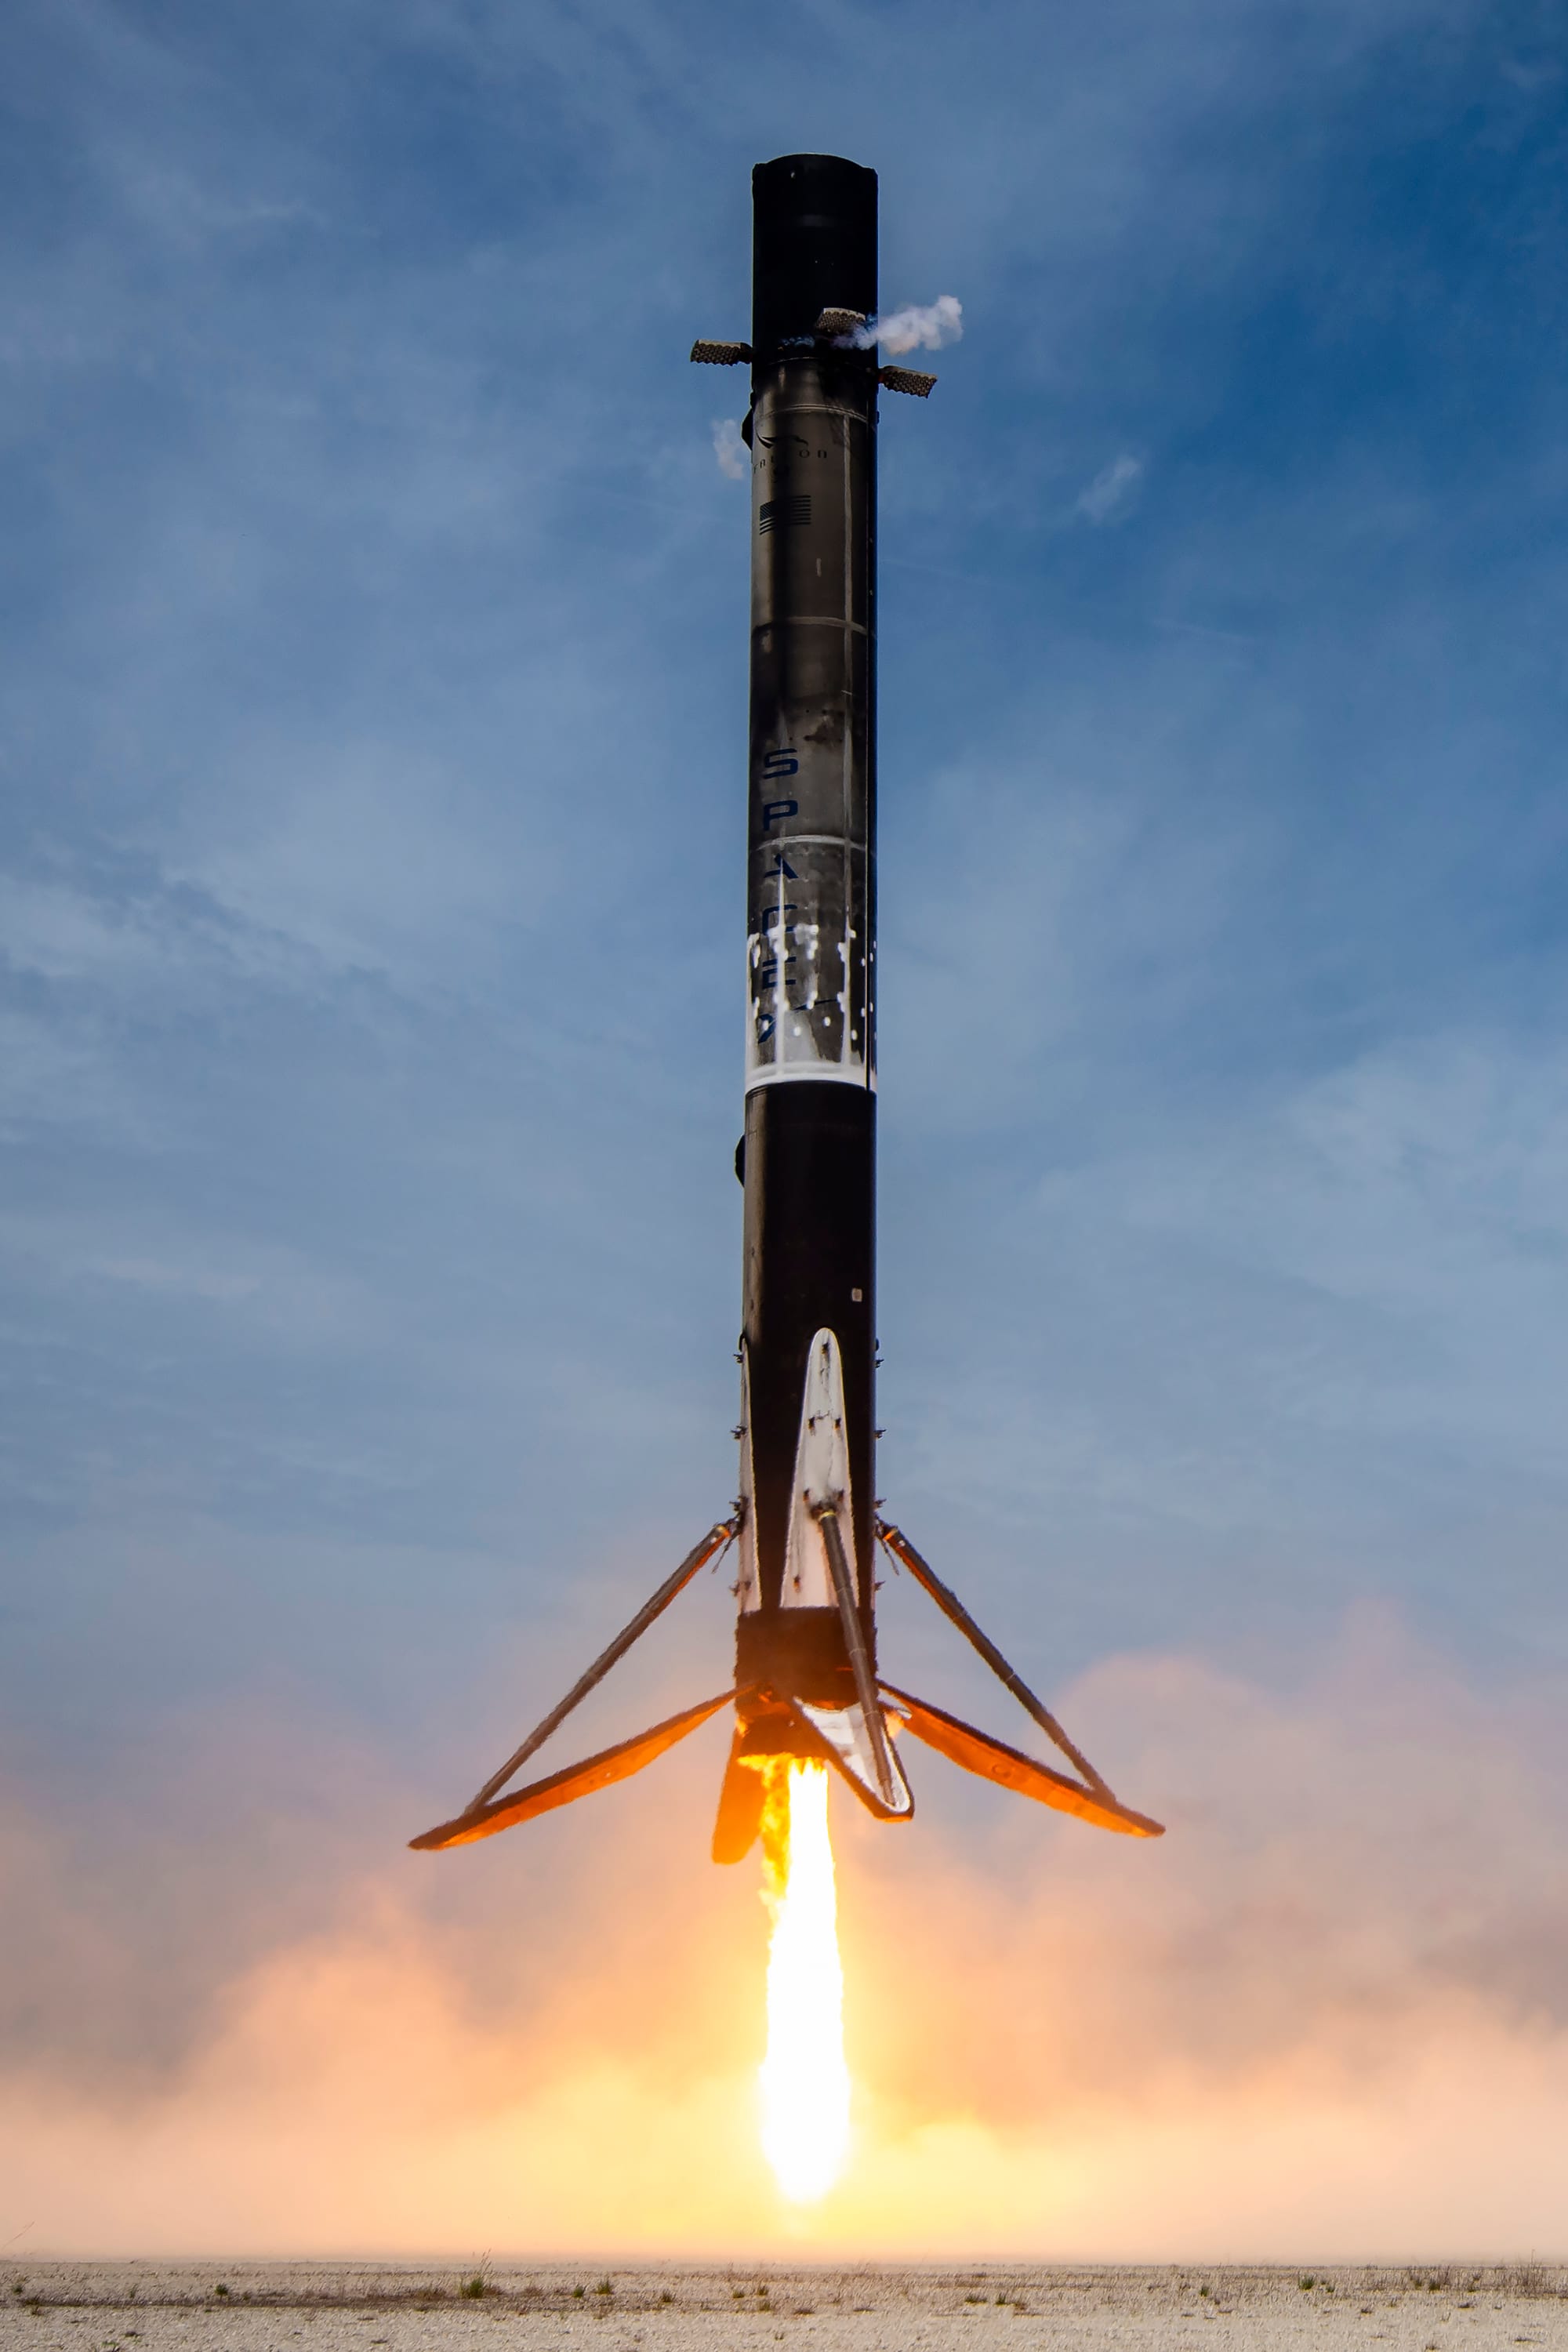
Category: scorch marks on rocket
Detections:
[{"x1": 746, "y1": 374, "x2": 874, "y2": 1094}]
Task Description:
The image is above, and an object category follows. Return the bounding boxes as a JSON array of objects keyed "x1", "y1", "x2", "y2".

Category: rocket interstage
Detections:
[{"x1": 411, "y1": 154, "x2": 1163, "y2": 1867}]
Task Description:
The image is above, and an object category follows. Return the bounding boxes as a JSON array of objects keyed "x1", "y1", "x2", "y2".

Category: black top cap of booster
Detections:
[{"x1": 752, "y1": 154, "x2": 877, "y2": 361}]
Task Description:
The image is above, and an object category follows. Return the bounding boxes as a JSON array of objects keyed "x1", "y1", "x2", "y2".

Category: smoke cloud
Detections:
[
  {"x1": 712, "y1": 419, "x2": 747, "y2": 481},
  {"x1": 5, "y1": 1610, "x2": 1568, "y2": 2257},
  {"x1": 848, "y1": 296, "x2": 964, "y2": 356}
]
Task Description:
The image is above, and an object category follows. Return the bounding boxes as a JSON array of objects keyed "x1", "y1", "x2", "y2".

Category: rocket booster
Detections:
[
  {"x1": 724, "y1": 155, "x2": 897, "y2": 1841},
  {"x1": 410, "y1": 158, "x2": 1163, "y2": 1864}
]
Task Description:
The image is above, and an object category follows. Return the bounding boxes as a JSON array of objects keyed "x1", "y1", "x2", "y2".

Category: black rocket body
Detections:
[
  {"x1": 408, "y1": 158, "x2": 1164, "y2": 1864},
  {"x1": 728, "y1": 158, "x2": 895, "y2": 1826}
]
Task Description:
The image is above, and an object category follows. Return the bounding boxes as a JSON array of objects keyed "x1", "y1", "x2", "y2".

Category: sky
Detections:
[{"x1": 5, "y1": 0, "x2": 1568, "y2": 2261}]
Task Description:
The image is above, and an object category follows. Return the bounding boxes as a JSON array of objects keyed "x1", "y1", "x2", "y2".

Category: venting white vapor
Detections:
[
  {"x1": 844, "y1": 295, "x2": 964, "y2": 355},
  {"x1": 712, "y1": 419, "x2": 747, "y2": 480}
]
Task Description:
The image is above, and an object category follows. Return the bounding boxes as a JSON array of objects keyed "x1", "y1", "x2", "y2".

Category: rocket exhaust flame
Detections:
[{"x1": 758, "y1": 1759, "x2": 850, "y2": 2204}]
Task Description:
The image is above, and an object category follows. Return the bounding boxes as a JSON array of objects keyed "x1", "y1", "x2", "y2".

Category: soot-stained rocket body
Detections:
[
  {"x1": 411, "y1": 158, "x2": 1164, "y2": 1864},
  {"x1": 728, "y1": 156, "x2": 893, "y2": 1844}
]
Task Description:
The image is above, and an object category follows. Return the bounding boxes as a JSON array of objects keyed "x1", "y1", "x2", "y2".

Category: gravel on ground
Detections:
[{"x1": 3, "y1": 2263, "x2": 1566, "y2": 2352}]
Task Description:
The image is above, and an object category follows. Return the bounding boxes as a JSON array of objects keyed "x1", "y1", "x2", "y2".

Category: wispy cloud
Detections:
[
  {"x1": 711, "y1": 417, "x2": 747, "y2": 480},
  {"x1": 1075, "y1": 450, "x2": 1145, "y2": 524}
]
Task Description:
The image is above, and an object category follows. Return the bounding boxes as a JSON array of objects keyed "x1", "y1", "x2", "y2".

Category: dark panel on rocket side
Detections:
[{"x1": 742, "y1": 1081, "x2": 876, "y2": 1632}]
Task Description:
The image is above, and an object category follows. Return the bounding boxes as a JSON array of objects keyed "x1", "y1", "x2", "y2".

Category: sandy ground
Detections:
[{"x1": 2, "y1": 2265, "x2": 1565, "y2": 2352}]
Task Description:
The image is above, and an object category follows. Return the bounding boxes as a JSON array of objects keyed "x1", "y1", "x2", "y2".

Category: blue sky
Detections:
[{"x1": 5, "y1": 0, "x2": 1568, "y2": 2241}]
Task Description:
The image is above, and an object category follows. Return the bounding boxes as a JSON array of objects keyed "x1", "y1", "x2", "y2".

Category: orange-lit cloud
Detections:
[{"x1": 5, "y1": 1609, "x2": 1568, "y2": 2259}]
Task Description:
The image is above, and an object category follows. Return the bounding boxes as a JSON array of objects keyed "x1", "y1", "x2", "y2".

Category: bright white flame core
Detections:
[{"x1": 758, "y1": 1760, "x2": 850, "y2": 2202}]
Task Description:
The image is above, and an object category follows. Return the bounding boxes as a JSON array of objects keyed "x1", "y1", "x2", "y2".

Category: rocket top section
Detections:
[
  {"x1": 745, "y1": 158, "x2": 879, "y2": 1097},
  {"x1": 752, "y1": 155, "x2": 877, "y2": 362}
]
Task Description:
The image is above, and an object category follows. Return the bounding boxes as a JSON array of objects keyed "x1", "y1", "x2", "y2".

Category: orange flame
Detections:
[{"x1": 757, "y1": 1759, "x2": 851, "y2": 2202}]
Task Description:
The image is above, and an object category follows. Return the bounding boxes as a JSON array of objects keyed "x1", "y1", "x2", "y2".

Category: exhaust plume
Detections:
[
  {"x1": 5, "y1": 1610, "x2": 1568, "y2": 2255},
  {"x1": 757, "y1": 1761, "x2": 850, "y2": 2204}
]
